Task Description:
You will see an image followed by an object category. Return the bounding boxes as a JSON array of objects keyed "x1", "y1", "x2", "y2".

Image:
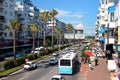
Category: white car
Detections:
[
  {"x1": 49, "y1": 57, "x2": 58, "y2": 65},
  {"x1": 51, "y1": 75, "x2": 65, "y2": 80},
  {"x1": 52, "y1": 52, "x2": 59, "y2": 56},
  {"x1": 24, "y1": 61, "x2": 37, "y2": 70}
]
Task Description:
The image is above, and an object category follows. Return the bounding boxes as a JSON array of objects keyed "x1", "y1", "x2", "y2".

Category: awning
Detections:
[
  {"x1": 108, "y1": 6, "x2": 115, "y2": 13},
  {"x1": 100, "y1": 28, "x2": 105, "y2": 33},
  {"x1": 99, "y1": 37, "x2": 105, "y2": 42},
  {"x1": 104, "y1": 27, "x2": 108, "y2": 31}
]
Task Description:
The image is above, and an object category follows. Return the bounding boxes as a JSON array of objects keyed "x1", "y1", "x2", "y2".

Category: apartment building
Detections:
[
  {"x1": 95, "y1": 0, "x2": 115, "y2": 50},
  {"x1": 46, "y1": 18, "x2": 66, "y2": 37},
  {"x1": 15, "y1": 0, "x2": 41, "y2": 39},
  {"x1": 0, "y1": 0, "x2": 16, "y2": 40}
]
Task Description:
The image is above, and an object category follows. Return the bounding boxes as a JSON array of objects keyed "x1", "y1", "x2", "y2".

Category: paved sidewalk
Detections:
[{"x1": 86, "y1": 58, "x2": 111, "y2": 80}]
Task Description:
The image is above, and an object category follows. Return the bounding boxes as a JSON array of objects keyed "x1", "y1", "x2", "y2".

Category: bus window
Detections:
[{"x1": 60, "y1": 60, "x2": 71, "y2": 66}]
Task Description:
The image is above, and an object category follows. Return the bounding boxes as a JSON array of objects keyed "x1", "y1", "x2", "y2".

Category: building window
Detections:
[
  {"x1": 109, "y1": 30, "x2": 114, "y2": 37},
  {"x1": 4, "y1": 2, "x2": 8, "y2": 7},
  {"x1": 4, "y1": 33, "x2": 7, "y2": 37},
  {"x1": 9, "y1": 12, "x2": 13, "y2": 16},
  {"x1": 10, "y1": 0, "x2": 14, "y2": 3},
  {"x1": 110, "y1": 12, "x2": 114, "y2": 22},
  {"x1": 4, "y1": 10, "x2": 7, "y2": 14},
  {"x1": 9, "y1": 32, "x2": 13, "y2": 36},
  {"x1": 10, "y1": 4, "x2": 13, "y2": 9}
]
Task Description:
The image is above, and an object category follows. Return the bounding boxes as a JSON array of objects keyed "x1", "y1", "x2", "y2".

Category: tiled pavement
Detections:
[{"x1": 80, "y1": 58, "x2": 118, "y2": 80}]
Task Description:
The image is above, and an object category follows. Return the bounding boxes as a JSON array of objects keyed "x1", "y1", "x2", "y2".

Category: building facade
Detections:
[
  {"x1": 15, "y1": 0, "x2": 41, "y2": 39},
  {"x1": 95, "y1": 0, "x2": 115, "y2": 50},
  {"x1": 0, "y1": 0, "x2": 16, "y2": 40}
]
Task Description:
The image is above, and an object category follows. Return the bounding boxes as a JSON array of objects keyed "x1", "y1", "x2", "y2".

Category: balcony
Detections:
[
  {"x1": 100, "y1": 20, "x2": 107, "y2": 25},
  {"x1": 109, "y1": 22, "x2": 116, "y2": 28},
  {"x1": 0, "y1": 16, "x2": 5, "y2": 23},
  {"x1": 0, "y1": 25, "x2": 4, "y2": 30},
  {"x1": 99, "y1": 37, "x2": 105, "y2": 42},
  {"x1": 0, "y1": 3, "x2": 4, "y2": 8},
  {"x1": 108, "y1": 37, "x2": 115, "y2": 44},
  {"x1": 115, "y1": 18, "x2": 120, "y2": 26},
  {"x1": 0, "y1": 9, "x2": 4, "y2": 16},
  {"x1": 0, "y1": 0, "x2": 4, "y2": 3}
]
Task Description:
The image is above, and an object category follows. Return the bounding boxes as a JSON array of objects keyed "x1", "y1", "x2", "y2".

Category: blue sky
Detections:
[{"x1": 31, "y1": 0, "x2": 99, "y2": 36}]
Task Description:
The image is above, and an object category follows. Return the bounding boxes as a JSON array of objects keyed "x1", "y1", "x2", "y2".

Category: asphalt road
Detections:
[{"x1": 1, "y1": 44, "x2": 85, "y2": 80}]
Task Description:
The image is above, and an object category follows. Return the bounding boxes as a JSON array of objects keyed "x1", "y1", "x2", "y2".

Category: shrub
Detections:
[
  {"x1": 16, "y1": 57, "x2": 25, "y2": 66},
  {"x1": 27, "y1": 54, "x2": 34, "y2": 60},
  {"x1": 4, "y1": 59, "x2": 15, "y2": 70}
]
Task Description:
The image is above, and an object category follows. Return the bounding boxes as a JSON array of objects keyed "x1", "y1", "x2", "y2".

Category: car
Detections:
[
  {"x1": 52, "y1": 52, "x2": 59, "y2": 56},
  {"x1": 16, "y1": 52, "x2": 25, "y2": 58},
  {"x1": 51, "y1": 75, "x2": 65, "y2": 80},
  {"x1": 24, "y1": 61, "x2": 37, "y2": 70},
  {"x1": 49, "y1": 57, "x2": 58, "y2": 65}
]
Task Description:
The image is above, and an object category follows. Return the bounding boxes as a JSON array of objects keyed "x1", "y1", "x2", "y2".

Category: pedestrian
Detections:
[
  {"x1": 95, "y1": 57, "x2": 98, "y2": 66},
  {"x1": 118, "y1": 71, "x2": 120, "y2": 80}
]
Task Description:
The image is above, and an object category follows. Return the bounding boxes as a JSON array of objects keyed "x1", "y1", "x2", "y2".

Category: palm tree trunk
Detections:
[
  {"x1": 52, "y1": 17, "x2": 54, "y2": 48},
  {"x1": 44, "y1": 20, "x2": 46, "y2": 55},
  {"x1": 32, "y1": 33, "x2": 35, "y2": 59},
  {"x1": 13, "y1": 29, "x2": 16, "y2": 65},
  {"x1": 57, "y1": 34, "x2": 59, "y2": 47}
]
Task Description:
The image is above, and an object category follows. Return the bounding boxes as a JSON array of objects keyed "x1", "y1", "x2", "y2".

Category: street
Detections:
[{"x1": 1, "y1": 45, "x2": 86, "y2": 80}]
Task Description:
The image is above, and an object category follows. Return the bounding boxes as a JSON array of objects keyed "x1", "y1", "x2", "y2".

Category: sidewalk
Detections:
[{"x1": 86, "y1": 58, "x2": 111, "y2": 80}]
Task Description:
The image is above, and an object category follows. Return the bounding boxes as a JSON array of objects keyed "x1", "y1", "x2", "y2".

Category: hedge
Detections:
[
  {"x1": 4, "y1": 59, "x2": 15, "y2": 70},
  {"x1": 3, "y1": 44, "x2": 71, "y2": 70}
]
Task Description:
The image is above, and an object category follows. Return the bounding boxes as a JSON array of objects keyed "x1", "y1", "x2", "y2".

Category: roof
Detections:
[
  {"x1": 60, "y1": 52, "x2": 77, "y2": 60},
  {"x1": 52, "y1": 75, "x2": 62, "y2": 78}
]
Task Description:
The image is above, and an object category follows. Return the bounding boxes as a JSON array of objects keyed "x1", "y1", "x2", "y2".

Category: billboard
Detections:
[{"x1": 64, "y1": 33, "x2": 85, "y2": 39}]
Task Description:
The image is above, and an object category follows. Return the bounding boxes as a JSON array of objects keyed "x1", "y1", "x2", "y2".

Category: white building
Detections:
[
  {"x1": 95, "y1": 0, "x2": 115, "y2": 50},
  {"x1": 15, "y1": 0, "x2": 41, "y2": 39},
  {"x1": 0, "y1": 0, "x2": 16, "y2": 40},
  {"x1": 46, "y1": 18, "x2": 66, "y2": 37},
  {"x1": 64, "y1": 25, "x2": 85, "y2": 40}
]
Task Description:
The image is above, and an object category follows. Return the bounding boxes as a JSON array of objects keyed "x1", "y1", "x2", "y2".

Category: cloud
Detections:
[
  {"x1": 83, "y1": 26, "x2": 95, "y2": 36},
  {"x1": 75, "y1": 23, "x2": 84, "y2": 30},
  {"x1": 56, "y1": 8, "x2": 83, "y2": 19}
]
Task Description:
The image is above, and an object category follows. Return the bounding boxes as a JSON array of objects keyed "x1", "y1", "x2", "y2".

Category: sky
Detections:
[{"x1": 31, "y1": 0, "x2": 99, "y2": 36}]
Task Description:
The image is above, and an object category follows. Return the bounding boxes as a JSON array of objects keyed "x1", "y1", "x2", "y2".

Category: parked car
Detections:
[
  {"x1": 24, "y1": 61, "x2": 37, "y2": 70},
  {"x1": 16, "y1": 52, "x2": 25, "y2": 58},
  {"x1": 49, "y1": 57, "x2": 58, "y2": 65},
  {"x1": 51, "y1": 75, "x2": 65, "y2": 80}
]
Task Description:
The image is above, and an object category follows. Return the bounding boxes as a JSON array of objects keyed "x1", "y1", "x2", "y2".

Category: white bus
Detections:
[{"x1": 58, "y1": 52, "x2": 78, "y2": 74}]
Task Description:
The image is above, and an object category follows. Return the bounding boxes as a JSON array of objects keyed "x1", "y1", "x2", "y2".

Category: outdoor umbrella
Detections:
[{"x1": 84, "y1": 51, "x2": 94, "y2": 57}]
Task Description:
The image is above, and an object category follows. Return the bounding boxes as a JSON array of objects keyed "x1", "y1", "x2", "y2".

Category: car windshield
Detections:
[
  {"x1": 25, "y1": 63, "x2": 31, "y2": 65},
  {"x1": 51, "y1": 78, "x2": 59, "y2": 80},
  {"x1": 50, "y1": 59, "x2": 55, "y2": 61}
]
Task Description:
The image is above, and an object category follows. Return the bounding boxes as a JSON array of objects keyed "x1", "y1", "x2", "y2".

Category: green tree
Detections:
[
  {"x1": 66, "y1": 23, "x2": 74, "y2": 32},
  {"x1": 7, "y1": 19, "x2": 21, "y2": 65},
  {"x1": 49, "y1": 9, "x2": 58, "y2": 48},
  {"x1": 66, "y1": 23, "x2": 74, "y2": 44},
  {"x1": 29, "y1": 23, "x2": 40, "y2": 55},
  {"x1": 40, "y1": 11, "x2": 50, "y2": 54}
]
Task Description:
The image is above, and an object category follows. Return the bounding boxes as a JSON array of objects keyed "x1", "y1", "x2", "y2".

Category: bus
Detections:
[{"x1": 58, "y1": 52, "x2": 78, "y2": 74}]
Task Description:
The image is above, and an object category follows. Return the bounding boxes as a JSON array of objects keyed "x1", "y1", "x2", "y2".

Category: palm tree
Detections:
[
  {"x1": 40, "y1": 11, "x2": 50, "y2": 53},
  {"x1": 7, "y1": 19, "x2": 21, "y2": 64},
  {"x1": 29, "y1": 23, "x2": 40, "y2": 55},
  {"x1": 66, "y1": 23, "x2": 74, "y2": 44},
  {"x1": 49, "y1": 9, "x2": 58, "y2": 48},
  {"x1": 54, "y1": 27, "x2": 62, "y2": 46},
  {"x1": 66, "y1": 23, "x2": 74, "y2": 32}
]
